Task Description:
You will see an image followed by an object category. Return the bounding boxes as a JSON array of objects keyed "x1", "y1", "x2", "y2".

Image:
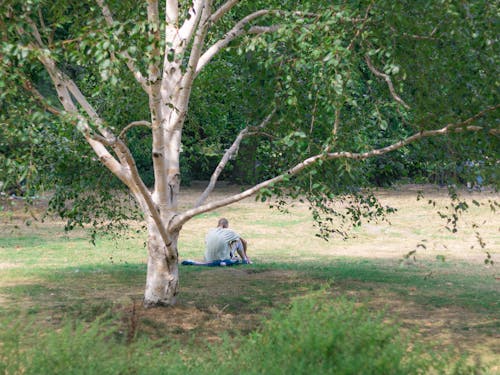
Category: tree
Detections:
[{"x1": 1, "y1": 0, "x2": 498, "y2": 306}]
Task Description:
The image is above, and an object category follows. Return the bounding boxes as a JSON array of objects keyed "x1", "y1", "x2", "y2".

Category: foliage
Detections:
[
  {"x1": 0, "y1": 317, "x2": 190, "y2": 375},
  {"x1": 0, "y1": 0, "x2": 499, "y2": 308},
  {"x1": 0, "y1": 292, "x2": 481, "y2": 375},
  {"x1": 1, "y1": 0, "x2": 498, "y2": 237},
  {"x1": 222, "y1": 291, "x2": 479, "y2": 375}
]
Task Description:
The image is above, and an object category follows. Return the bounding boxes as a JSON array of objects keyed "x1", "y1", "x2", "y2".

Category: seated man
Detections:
[
  {"x1": 205, "y1": 218, "x2": 251, "y2": 264},
  {"x1": 182, "y1": 218, "x2": 251, "y2": 266}
]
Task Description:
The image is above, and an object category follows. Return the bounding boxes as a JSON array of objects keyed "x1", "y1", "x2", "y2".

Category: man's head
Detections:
[{"x1": 217, "y1": 218, "x2": 229, "y2": 228}]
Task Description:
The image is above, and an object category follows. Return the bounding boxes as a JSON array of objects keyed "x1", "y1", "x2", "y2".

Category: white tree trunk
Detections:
[{"x1": 144, "y1": 220, "x2": 179, "y2": 307}]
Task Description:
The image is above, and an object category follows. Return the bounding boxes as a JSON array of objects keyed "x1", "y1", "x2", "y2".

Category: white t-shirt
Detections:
[{"x1": 204, "y1": 227, "x2": 240, "y2": 261}]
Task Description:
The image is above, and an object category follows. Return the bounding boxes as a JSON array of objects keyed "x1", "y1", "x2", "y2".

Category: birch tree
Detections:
[{"x1": 1, "y1": 0, "x2": 498, "y2": 306}]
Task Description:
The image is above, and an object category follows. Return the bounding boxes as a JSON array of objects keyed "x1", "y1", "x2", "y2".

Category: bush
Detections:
[
  {"x1": 0, "y1": 292, "x2": 481, "y2": 374},
  {"x1": 0, "y1": 318, "x2": 189, "y2": 375},
  {"x1": 218, "y1": 291, "x2": 476, "y2": 375}
]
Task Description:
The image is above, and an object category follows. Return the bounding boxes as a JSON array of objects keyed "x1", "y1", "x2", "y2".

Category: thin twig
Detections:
[
  {"x1": 347, "y1": 0, "x2": 374, "y2": 51},
  {"x1": 365, "y1": 54, "x2": 410, "y2": 109}
]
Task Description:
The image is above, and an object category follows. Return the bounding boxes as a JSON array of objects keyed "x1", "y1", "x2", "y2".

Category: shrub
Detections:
[
  {"x1": 0, "y1": 292, "x2": 481, "y2": 374},
  {"x1": 0, "y1": 318, "x2": 188, "y2": 375},
  {"x1": 218, "y1": 291, "x2": 479, "y2": 375}
]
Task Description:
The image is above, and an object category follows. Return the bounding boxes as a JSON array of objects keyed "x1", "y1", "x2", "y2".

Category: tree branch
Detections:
[
  {"x1": 146, "y1": 0, "x2": 162, "y2": 84},
  {"x1": 327, "y1": 105, "x2": 498, "y2": 159},
  {"x1": 391, "y1": 25, "x2": 439, "y2": 41},
  {"x1": 118, "y1": 157, "x2": 173, "y2": 256},
  {"x1": 194, "y1": 108, "x2": 275, "y2": 207},
  {"x1": 24, "y1": 14, "x2": 44, "y2": 46},
  {"x1": 171, "y1": 105, "x2": 499, "y2": 230},
  {"x1": 166, "y1": 0, "x2": 179, "y2": 26},
  {"x1": 246, "y1": 131, "x2": 276, "y2": 139},
  {"x1": 197, "y1": 8, "x2": 318, "y2": 76},
  {"x1": 210, "y1": 0, "x2": 239, "y2": 23},
  {"x1": 347, "y1": 0, "x2": 374, "y2": 51},
  {"x1": 333, "y1": 107, "x2": 341, "y2": 136},
  {"x1": 119, "y1": 121, "x2": 152, "y2": 139},
  {"x1": 20, "y1": 6, "x2": 172, "y2": 252},
  {"x1": 172, "y1": 1, "x2": 212, "y2": 130},
  {"x1": 31, "y1": 35, "x2": 143, "y2": 201},
  {"x1": 365, "y1": 54, "x2": 410, "y2": 109},
  {"x1": 24, "y1": 16, "x2": 113, "y2": 136},
  {"x1": 178, "y1": 0, "x2": 206, "y2": 52},
  {"x1": 37, "y1": 7, "x2": 54, "y2": 46},
  {"x1": 113, "y1": 137, "x2": 175, "y2": 255},
  {"x1": 91, "y1": 132, "x2": 175, "y2": 255},
  {"x1": 37, "y1": 53, "x2": 128, "y2": 184},
  {"x1": 248, "y1": 25, "x2": 280, "y2": 34},
  {"x1": 184, "y1": 1, "x2": 212, "y2": 78},
  {"x1": 195, "y1": 9, "x2": 272, "y2": 76}
]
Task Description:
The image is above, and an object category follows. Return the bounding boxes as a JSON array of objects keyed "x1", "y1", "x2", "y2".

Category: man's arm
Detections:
[{"x1": 236, "y1": 237, "x2": 251, "y2": 264}]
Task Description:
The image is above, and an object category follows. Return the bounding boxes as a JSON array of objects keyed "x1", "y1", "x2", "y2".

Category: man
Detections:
[
  {"x1": 205, "y1": 218, "x2": 251, "y2": 264},
  {"x1": 182, "y1": 218, "x2": 251, "y2": 266}
]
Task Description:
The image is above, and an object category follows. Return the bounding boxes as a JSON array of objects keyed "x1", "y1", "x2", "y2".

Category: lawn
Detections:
[{"x1": 0, "y1": 184, "x2": 498, "y2": 373}]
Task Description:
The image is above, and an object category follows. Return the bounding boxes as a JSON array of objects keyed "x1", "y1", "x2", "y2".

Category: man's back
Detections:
[{"x1": 204, "y1": 227, "x2": 240, "y2": 261}]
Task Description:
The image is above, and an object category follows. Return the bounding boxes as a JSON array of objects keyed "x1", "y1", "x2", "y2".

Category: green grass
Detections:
[
  {"x1": 1, "y1": 229, "x2": 497, "y2": 311},
  {"x1": 0, "y1": 229, "x2": 497, "y2": 318},
  {"x1": 268, "y1": 260, "x2": 498, "y2": 311},
  {"x1": 1, "y1": 186, "x2": 499, "y2": 373}
]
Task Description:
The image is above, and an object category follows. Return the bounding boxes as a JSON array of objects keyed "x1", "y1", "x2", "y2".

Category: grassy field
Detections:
[{"x1": 0, "y1": 184, "x2": 499, "y2": 373}]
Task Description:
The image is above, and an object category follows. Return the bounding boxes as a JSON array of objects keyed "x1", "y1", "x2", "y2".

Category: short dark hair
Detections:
[{"x1": 218, "y1": 218, "x2": 229, "y2": 228}]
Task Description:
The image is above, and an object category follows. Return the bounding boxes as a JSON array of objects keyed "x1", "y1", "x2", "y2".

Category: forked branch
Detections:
[
  {"x1": 96, "y1": 135, "x2": 175, "y2": 254},
  {"x1": 195, "y1": 9, "x2": 273, "y2": 75},
  {"x1": 196, "y1": 8, "x2": 319, "y2": 76}
]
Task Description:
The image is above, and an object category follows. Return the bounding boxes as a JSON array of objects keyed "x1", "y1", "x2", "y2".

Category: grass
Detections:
[{"x1": 0, "y1": 184, "x2": 499, "y2": 373}]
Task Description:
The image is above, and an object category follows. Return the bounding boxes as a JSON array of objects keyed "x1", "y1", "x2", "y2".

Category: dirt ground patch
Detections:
[{"x1": 115, "y1": 268, "x2": 305, "y2": 342}]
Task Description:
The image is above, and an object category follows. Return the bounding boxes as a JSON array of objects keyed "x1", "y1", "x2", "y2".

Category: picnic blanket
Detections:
[{"x1": 181, "y1": 259, "x2": 249, "y2": 267}]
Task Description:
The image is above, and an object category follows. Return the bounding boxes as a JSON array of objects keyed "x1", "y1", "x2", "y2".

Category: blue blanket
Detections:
[{"x1": 181, "y1": 259, "x2": 249, "y2": 267}]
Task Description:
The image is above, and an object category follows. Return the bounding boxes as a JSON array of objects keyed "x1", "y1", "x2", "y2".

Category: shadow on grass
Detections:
[
  {"x1": 1, "y1": 258, "x2": 497, "y2": 324},
  {"x1": 259, "y1": 259, "x2": 499, "y2": 312},
  {"x1": 1, "y1": 258, "x2": 498, "y2": 372}
]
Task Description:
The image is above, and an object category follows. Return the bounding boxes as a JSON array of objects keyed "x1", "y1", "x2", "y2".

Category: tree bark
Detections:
[{"x1": 143, "y1": 219, "x2": 179, "y2": 307}]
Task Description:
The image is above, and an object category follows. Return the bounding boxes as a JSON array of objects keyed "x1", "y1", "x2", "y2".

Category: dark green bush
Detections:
[
  {"x1": 219, "y1": 292, "x2": 478, "y2": 375},
  {"x1": 0, "y1": 292, "x2": 481, "y2": 374},
  {"x1": 0, "y1": 318, "x2": 189, "y2": 375}
]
